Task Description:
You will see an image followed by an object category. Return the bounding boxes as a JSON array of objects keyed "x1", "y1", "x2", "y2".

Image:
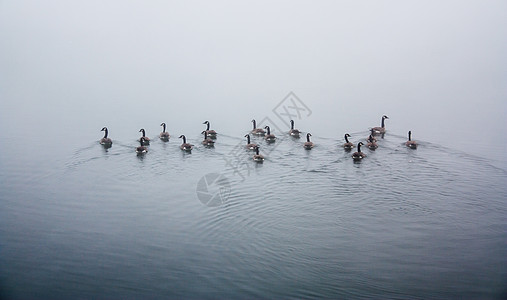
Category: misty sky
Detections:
[{"x1": 1, "y1": 1, "x2": 506, "y2": 166}]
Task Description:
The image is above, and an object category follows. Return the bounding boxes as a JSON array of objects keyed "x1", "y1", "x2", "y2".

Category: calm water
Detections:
[
  {"x1": 0, "y1": 124, "x2": 506, "y2": 299},
  {"x1": 2, "y1": 1, "x2": 506, "y2": 298}
]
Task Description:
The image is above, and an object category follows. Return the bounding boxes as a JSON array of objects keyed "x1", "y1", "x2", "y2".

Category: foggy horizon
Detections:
[{"x1": 1, "y1": 0, "x2": 506, "y2": 168}]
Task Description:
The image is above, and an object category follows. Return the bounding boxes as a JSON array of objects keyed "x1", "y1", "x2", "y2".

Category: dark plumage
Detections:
[
  {"x1": 100, "y1": 127, "x2": 112, "y2": 146},
  {"x1": 136, "y1": 137, "x2": 148, "y2": 154},
  {"x1": 368, "y1": 129, "x2": 378, "y2": 142},
  {"x1": 405, "y1": 131, "x2": 417, "y2": 149},
  {"x1": 201, "y1": 131, "x2": 215, "y2": 147},
  {"x1": 289, "y1": 120, "x2": 301, "y2": 138},
  {"x1": 371, "y1": 115, "x2": 389, "y2": 135},
  {"x1": 253, "y1": 145, "x2": 264, "y2": 162},
  {"x1": 251, "y1": 119, "x2": 266, "y2": 136},
  {"x1": 159, "y1": 123, "x2": 170, "y2": 140},
  {"x1": 203, "y1": 121, "x2": 217, "y2": 138},
  {"x1": 366, "y1": 135, "x2": 378, "y2": 150},
  {"x1": 352, "y1": 142, "x2": 366, "y2": 160},
  {"x1": 139, "y1": 128, "x2": 151, "y2": 144},
  {"x1": 304, "y1": 133, "x2": 314, "y2": 149},
  {"x1": 264, "y1": 126, "x2": 276, "y2": 143},
  {"x1": 179, "y1": 135, "x2": 193, "y2": 151},
  {"x1": 343, "y1": 133, "x2": 354, "y2": 151},
  {"x1": 244, "y1": 134, "x2": 258, "y2": 150}
]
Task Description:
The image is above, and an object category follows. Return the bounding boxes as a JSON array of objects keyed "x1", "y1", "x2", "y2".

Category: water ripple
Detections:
[{"x1": 1, "y1": 130, "x2": 506, "y2": 299}]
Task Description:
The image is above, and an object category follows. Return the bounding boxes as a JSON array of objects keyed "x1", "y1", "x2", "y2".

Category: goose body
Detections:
[
  {"x1": 405, "y1": 131, "x2": 417, "y2": 149},
  {"x1": 136, "y1": 137, "x2": 148, "y2": 154},
  {"x1": 159, "y1": 123, "x2": 170, "y2": 140},
  {"x1": 371, "y1": 115, "x2": 389, "y2": 135},
  {"x1": 139, "y1": 128, "x2": 151, "y2": 144},
  {"x1": 343, "y1": 133, "x2": 354, "y2": 151},
  {"x1": 366, "y1": 135, "x2": 378, "y2": 150},
  {"x1": 100, "y1": 127, "x2": 112, "y2": 146},
  {"x1": 251, "y1": 119, "x2": 266, "y2": 136},
  {"x1": 203, "y1": 121, "x2": 217, "y2": 138},
  {"x1": 201, "y1": 131, "x2": 215, "y2": 147},
  {"x1": 244, "y1": 134, "x2": 258, "y2": 150},
  {"x1": 289, "y1": 120, "x2": 301, "y2": 137},
  {"x1": 352, "y1": 142, "x2": 366, "y2": 160},
  {"x1": 179, "y1": 135, "x2": 194, "y2": 151},
  {"x1": 264, "y1": 126, "x2": 276, "y2": 143},
  {"x1": 304, "y1": 133, "x2": 314, "y2": 149},
  {"x1": 253, "y1": 145, "x2": 264, "y2": 162}
]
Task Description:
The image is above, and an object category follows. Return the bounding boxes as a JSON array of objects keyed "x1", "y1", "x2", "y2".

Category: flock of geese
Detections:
[{"x1": 99, "y1": 115, "x2": 417, "y2": 162}]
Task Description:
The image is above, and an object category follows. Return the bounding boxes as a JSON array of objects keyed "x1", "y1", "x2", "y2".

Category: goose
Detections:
[
  {"x1": 100, "y1": 127, "x2": 112, "y2": 146},
  {"x1": 179, "y1": 135, "x2": 194, "y2": 151},
  {"x1": 368, "y1": 129, "x2": 378, "y2": 142},
  {"x1": 244, "y1": 134, "x2": 258, "y2": 150},
  {"x1": 139, "y1": 128, "x2": 151, "y2": 144},
  {"x1": 203, "y1": 121, "x2": 217, "y2": 138},
  {"x1": 343, "y1": 133, "x2": 354, "y2": 151},
  {"x1": 352, "y1": 142, "x2": 366, "y2": 160},
  {"x1": 405, "y1": 130, "x2": 417, "y2": 149},
  {"x1": 304, "y1": 133, "x2": 314, "y2": 149},
  {"x1": 371, "y1": 115, "x2": 389, "y2": 135},
  {"x1": 366, "y1": 135, "x2": 378, "y2": 150},
  {"x1": 136, "y1": 137, "x2": 148, "y2": 154},
  {"x1": 264, "y1": 126, "x2": 276, "y2": 143},
  {"x1": 253, "y1": 145, "x2": 264, "y2": 162},
  {"x1": 159, "y1": 123, "x2": 170, "y2": 140},
  {"x1": 251, "y1": 119, "x2": 266, "y2": 136},
  {"x1": 289, "y1": 120, "x2": 301, "y2": 137},
  {"x1": 201, "y1": 131, "x2": 215, "y2": 147}
]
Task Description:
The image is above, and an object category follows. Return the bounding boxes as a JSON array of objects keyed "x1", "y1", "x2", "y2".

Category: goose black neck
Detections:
[
  {"x1": 344, "y1": 134, "x2": 349, "y2": 143},
  {"x1": 357, "y1": 143, "x2": 362, "y2": 152},
  {"x1": 290, "y1": 120, "x2": 294, "y2": 130},
  {"x1": 307, "y1": 134, "x2": 311, "y2": 142},
  {"x1": 206, "y1": 122, "x2": 210, "y2": 130},
  {"x1": 266, "y1": 126, "x2": 270, "y2": 135},
  {"x1": 255, "y1": 147, "x2": 259, "y2": 155},
  {"x1": 181, "y1": 136, "x2": 186, "y2": 144},
  {"x1": 381, "y1": 117, "x2": 385, "y2": 128},
  {"x1": 162, "y1": 123, "x2": 166, "y2": 132},
  {"x1": 203, "y1": 132, "x2": 208, "y2": 140},
  {"x1": 141, "y1": 129, "x2": 146, "y2": 137},
  {"x1": 139, "y1": 138, "x2": 144, "y2": 147},
  {"x1": 252, "y1": 120, "x2": 256, "y2": 129},
  {"x1": 103, "y1": 128, "x2": 108, "y2": 138},
  {"x1": 246, "y1": 135, "x2": 250, "y2": 144},
  {"x1": 408, "y1": 131, "x2": 412, "y2": 141}
]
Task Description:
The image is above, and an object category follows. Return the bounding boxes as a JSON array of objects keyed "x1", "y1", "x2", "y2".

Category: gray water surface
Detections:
[{"x1": 1, "y1": 128, "x2": 505, "y2": 299}]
